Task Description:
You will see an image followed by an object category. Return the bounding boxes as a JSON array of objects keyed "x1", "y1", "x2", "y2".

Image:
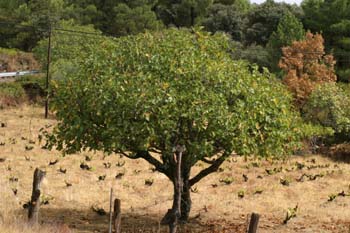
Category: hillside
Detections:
[{"x1": 0, "y1": 106, "x2": 349, "y2": 232}]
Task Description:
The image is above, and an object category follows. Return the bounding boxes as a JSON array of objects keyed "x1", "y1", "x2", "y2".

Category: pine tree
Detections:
[{"x1": 267, "y1": 11, "x2": 305, "y2": 74}]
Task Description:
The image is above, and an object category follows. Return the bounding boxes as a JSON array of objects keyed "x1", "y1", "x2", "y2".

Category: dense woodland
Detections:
[{"x1": 0, "y1": 0, "x2": 350, "y2": 81}]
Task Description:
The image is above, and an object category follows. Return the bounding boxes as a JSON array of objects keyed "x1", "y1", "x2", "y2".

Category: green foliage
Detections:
[
  {"x1": 106, "y1": 0, "x2": 163, "y2": 36},
  {"x1": 244, "y1": 0, "x2": 303, "y2": 46},
  {"x1": 47, "y1": 29, "x2": 302, "y2": 159},
  {"x1": 0, "y1": 47, "x2": 19, "y2": 56},
  {"x1": 303, "y1": 83, "x2": 350, "y2": 139},
  {"x1": 267, "y1": 12, "x2": 305, "y2": 74},
  {"x1": 33, "y1": 20, "x2": 101, "y2": 81},
  {"x1": 230, "y1": 41, "x2": 270, "y2": 69},
  {"x1": 299, "y1": 123, "x2": 334, "y2": 140},
  {"x1": 302, "y1": 0, "x2": 350, "y2": 83},
  {"x1": 201, "y1": 3, "x2": 244, "y2": 41},
  {"x1": 237, "y1": 189, "x2": 245, "y2": 198},
  {"x1": 44, "y1": 28, "x2": 305, "y2": 221},
  {"x1": 15, "y1": 74, "x2": 42, "y2": 86},
  {"x1": 0, "y1": 0, "x2": 70, "y2": 50},
  {"x1": 156, "y1": 0, "x2": 212, "y2": 27},
  {"x1": 0, "y1": 82, "x2": 25, "y2": 99},
  {"x1": 283, "y1": 205, "x2": 298, "y2": 224},
  {"x1": 220, "y1": 177, "x2": 234, "y2": 185},
  {"x1": 0, "y1": 75, "x2": 46, "y2": 107}
]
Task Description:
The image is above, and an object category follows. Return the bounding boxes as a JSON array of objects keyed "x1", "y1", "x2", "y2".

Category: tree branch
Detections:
[
  {"x1": 201, "y1": 157, "x2": 216, "y2": 164},
  {"x1": 114, "y1": 150, "x2": 140, "y2": 159},
  {"x1": 139, "y1": 151, "x2": 174, "y2": 181},
  {"x1": 148, "y1": 148, "x2": 162, "y2": 154},
  {"x1": 189, "y1": 152, "x2": 231, "y2": 186},
  {"x1": 115, "y1": 149, "x2": 172, "y2": 180}
]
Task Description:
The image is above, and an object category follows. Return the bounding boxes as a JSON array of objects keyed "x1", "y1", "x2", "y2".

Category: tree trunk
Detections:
[{"x1": 180, "y1": 178, "x2": 191, "y2": 221}]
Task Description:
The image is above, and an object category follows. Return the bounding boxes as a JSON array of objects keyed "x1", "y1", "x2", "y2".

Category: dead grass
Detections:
[{"x1": 0, "y1": 105, "x2": 350, "y2": 232}]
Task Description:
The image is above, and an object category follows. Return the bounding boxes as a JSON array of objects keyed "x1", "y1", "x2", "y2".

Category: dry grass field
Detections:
[{"x1": 1, "y1": 105, "x2": 350, "y2": 233}]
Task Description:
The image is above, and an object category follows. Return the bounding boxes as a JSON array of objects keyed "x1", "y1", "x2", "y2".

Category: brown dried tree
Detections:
[{"x1": 279, "y1": 32, "x2": 337, "y2": 107}]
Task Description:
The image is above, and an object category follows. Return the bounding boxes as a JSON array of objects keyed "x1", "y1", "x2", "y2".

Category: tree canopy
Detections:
[
  {"x1": 279, "y1": 32, "x2": 337, "y2": 107},
  {"x1": 45, "y1": 28, "x2": 303, "y2": 220},
  {"x1": 267, "y1": 11, "x2": 305, "y2": 74}
]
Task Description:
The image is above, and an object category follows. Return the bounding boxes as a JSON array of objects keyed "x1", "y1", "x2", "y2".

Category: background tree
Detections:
[
  {"x1": 267, "y1": 11, "x2": 305, "y2": 75},
  {"x1": 244, "y1": 0, "x2": 303, "y2": 46},
  {"x1": 231, "y1": 41, "x2": 271, "y2": 69},
  {"x1": 33, "y1": 19, "x2": 101, "y2": 81},
  {"x1": 107, "y1": 0, "x2": 163, "y2": 36},
  {"x1": 201, "y1": 3, "x2": 245, "y2": 41},
  {"x1": 0, "y1": 0, "x2": 69, "y2": 50},
  {"x1": 302, "y1": 0, "x2": 350, "y2": 82},
  {"x1": 214, "y1": 0, "x2": 250, "y2": 12},
  {"x1": 304, "y1": 83, "x2": 350, "y2": 141},
  {"x1": 279, "y1": 32, "x2": 337, "y2": 107},
  {"x1": 45, "y1": 29, "x2": 303, "y2": 221},
  {"x1": 155, "y1": 0, "x2": 212, "y2": 27}
]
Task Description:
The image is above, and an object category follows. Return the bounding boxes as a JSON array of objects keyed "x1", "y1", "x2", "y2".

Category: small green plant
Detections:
[
  {"x1": 9, "y1": 176, "x2": 18, "y2": 182},
  {"x1": 25, "y1": 145, "x2": 34, "y2": 151},
  {"x1": 58, "y1": 167, "x2": 66, "y2": 173},
  {"x1": 91, "y1": 205, "x2": 106, "y2": 216},
  {"x1": 250, "y1": 161, "x2": 261, "y2": 168},
  {"x1": 145, "y1": 178, "x2": 154, "y2": 186},
  {"x1": 219, "y1": 177, "x2": 234, "y2": 185},
  {"x1": 283, "y1": 205, "x2": 298, "y2": 224},
  {"x1": 103, "y1": 162, "x2": 111, "y2": 168},
  {"x1": 49, "y1": 159, "x2": 58, "y2": 166},
  {"x1": 217, "y1": 167, "x2": 224, "y2": 172},
  {"x1": 237, "y1": 190, "x2": 245, "y2": 198},
  {"x1": 280, "y1": 177, "x2": 291, "y2": 186},
  {"x1": 40, "y1": 194, "x2": 54, "y2": 205},
  {"x1": 122, "y1": 181, "x2": 130, "y2": 188},
  {"x1": 9, "y1": 138, "x2": 16, "y2": 144},
  {"x1": 116, "y1": 161, "x2": 125, "y2": 167},
  {"x1": 133, "y1": 169, "x2": 141, "y2": 175},
  {"x1": 98, "y1": 175, "x2": 106, "y2": 181},
  {"x1": 64, "y1": 180, "x2": 72, "y2": 187},
  {"x1": 80, "y1": 162, "x2": 92, "y2": 171},
  {"x1": 191, "y1": 186, "x2": 199, "y2": 193},
  {"x1": 295, "y1": 162, "x2": 305, "y2": 170},
  {"x1": 115, "y1": 172, "x2": 124, "y2": 179},
  {"x1": 266, "y1": 167, "x2": 283, "y2": 175},
  {"x1": 254, "y1": 188, "x2": 264, "y2": 195},
  {"x1": 328, "y1": 194, "x2": 337, "y2": 202},
  {"x1": 242, "y1": 174, "x2": 248, "y2": 182}
]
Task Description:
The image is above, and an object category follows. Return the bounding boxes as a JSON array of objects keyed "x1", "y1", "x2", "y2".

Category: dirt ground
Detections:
[{"x1": 0, "y1": 105, "x2": 350, "y2": 233}]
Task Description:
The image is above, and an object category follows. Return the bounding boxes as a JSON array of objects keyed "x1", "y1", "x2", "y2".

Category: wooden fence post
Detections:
[
  {"x1": 113, "y1": 199, "x2": 121, "y2": 233},
  {"x1": 28, "y1": 168, "x2": 46, "y2": 224},
  {"x1": 247, "y1": 213, "x2": 260, "y2": 233},
  {"x1": 108, "y1": 188, "x2": 113, "y2": 233}
]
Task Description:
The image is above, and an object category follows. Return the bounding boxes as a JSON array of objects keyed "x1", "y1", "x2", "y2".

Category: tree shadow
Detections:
[
  {"x1": 319, "y1": 144, "x2": 350, "y2": 163},
  {"x1": 35, "y1": 207, "x2": 245, "y2": 233}
]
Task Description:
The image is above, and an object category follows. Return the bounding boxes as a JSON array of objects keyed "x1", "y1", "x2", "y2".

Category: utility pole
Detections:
[{"x1": 45, "y1": 24, "x2": 52, "y2": 119}]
